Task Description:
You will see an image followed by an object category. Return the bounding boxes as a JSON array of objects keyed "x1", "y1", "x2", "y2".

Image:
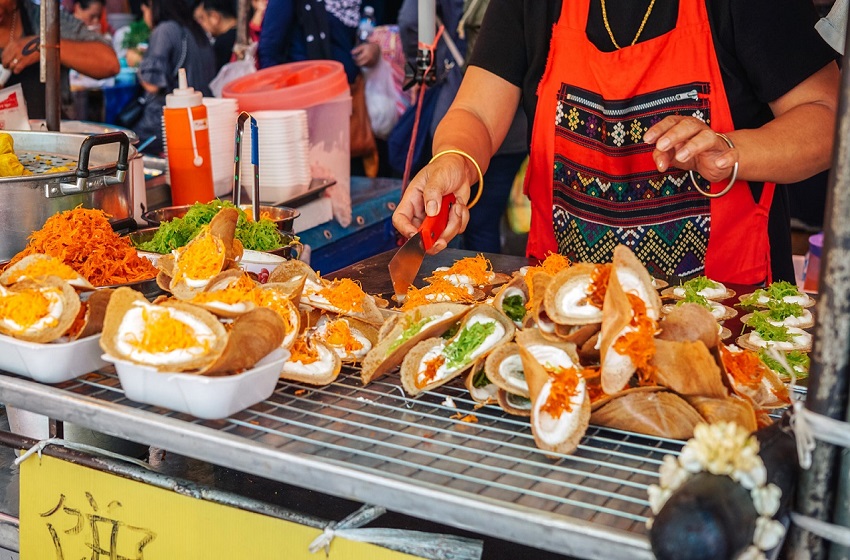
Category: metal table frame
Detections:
[{"x1": 0, "y1": 360, "x2": 683, "y2": 560}]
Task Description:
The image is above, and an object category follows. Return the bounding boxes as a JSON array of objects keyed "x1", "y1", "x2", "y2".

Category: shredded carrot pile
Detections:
[
  {"x1": 0, "y1": 288, "x2": 56, "y2": 330},
  {"x1": 290, "y1": 337, "x2": 320, "y2": 364},
  {"x1": 431, "y1": 254, "x2": 493, "y2": 286},
  {"x1": 613, "y1": 294, "x2": 658, "y2": 384},
  {"x1": 524, "y1": 253, "x2": 571, "y2": 310},
  {"x1": 127, "y1": 308, "x2": 206, "y2": 353},
  {"x1": 7, "y1": 256, "x2": 79, "y2": 283},
  {"x1": 7, "y1": 207, "x2": 158, "y2": 287},
  {"x1": 417, "y1": 355, "x2": 446, "y2": 388},
  {"x1": 719, "y1": 345, "x2": 765, "y2": 389},
  {"x1": 323, "y1": 319, "x2": 363, "y2": 353},
  {"x1": 540, "y1": 366, "x2": 581, "y2": 418},
  {"x1": 587, "y1": 263, "x2": 612, "y2": 309},
  {"x1": 401, "y1": 278, "x2": 476, "y2": 311},
  {"x1": 255, "y1": 290, "x2": 295, "y2": 333},
  {"x1": 319, "y1": 278, "x2": 366, "y2": 313}
]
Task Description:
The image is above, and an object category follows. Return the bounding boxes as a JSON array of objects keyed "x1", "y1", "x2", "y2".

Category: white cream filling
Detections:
[
  {"x1": 673, "y1": 283, "x2": 727, "y2": 300},
  {"x1": 201, "y1": 301, "x2": 250, "y2": 313},
  {"x1": 556, "y1": 280, "x2": 603, "y2": 321},
  {"x1": 469, "y1": 383, "x2": 499, "y2": 402},
  {"x1": 617, "y1": 269, "x2": 659, "y2": 319},
  {"x1": 115, "y1": 303, "x2": 216, "y2": 366},
  {"x1": 748, "y1": 327, "x2": 812, "y2": 351},
  {"x1": 603, "y1": 325, "x2": 637, "y2": 375},
  {"x1": 783, "y1": 295, "x2": 812, "y2": 306},
  {"x1": 533, "y1": 378, "x2": 587, "y2": 446},
  {"x1": 282, "y1": 343, "x2": 336, "y2": 375},
  {"x1": 1, "y1": 289, "x2": 64, "y2": 333},
  {"x1": 498, "y1": 354, "x2": 527, "y2": 394}
]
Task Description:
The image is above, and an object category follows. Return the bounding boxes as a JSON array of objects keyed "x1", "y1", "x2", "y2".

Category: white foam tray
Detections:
[
  {"x1": 104, "y1": 348, "x2": 289, "y2": 419},
  {"x1": 0, "y1": 333, "x2": 108, "y2": 383}
]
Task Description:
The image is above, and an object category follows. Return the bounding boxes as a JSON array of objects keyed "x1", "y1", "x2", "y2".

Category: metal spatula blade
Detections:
[{"x1": 388, "y1": 194, "x2": 456, "y2": 297}]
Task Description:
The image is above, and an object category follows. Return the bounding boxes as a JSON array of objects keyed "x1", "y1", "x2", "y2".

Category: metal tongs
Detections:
[{"x1": 232, "y1": 111, "x2": 260, "y2": 221}]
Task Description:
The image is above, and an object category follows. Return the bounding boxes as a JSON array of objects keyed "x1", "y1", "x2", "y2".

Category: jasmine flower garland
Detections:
[{"x1": 647, "y1": 422, "x2": 785, "y2": 560}]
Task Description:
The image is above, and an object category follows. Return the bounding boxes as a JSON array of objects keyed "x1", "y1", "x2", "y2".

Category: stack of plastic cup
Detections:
[
  {"x1": 238, "y1": 110, "x2": 311, "y2": 204},
  {"x1": 203, "y1": 97, "x2": 240, "y2": 197}
]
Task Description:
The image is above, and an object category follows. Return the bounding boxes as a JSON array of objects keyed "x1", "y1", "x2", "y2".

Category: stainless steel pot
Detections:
[{"x1": 0, "y1": 130, "x2": 134, "y2": 262}]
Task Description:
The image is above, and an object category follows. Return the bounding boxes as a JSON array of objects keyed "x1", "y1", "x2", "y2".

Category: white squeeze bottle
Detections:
[{"x1": 164, "y1": 68, "x2": 214, "y2": 205}]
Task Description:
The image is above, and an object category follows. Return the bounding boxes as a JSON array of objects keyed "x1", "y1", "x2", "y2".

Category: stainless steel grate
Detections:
[
  {"x1": 57, "y1": 365, "x2": 685, "y2": 537},
  {"x1": 18, "y1": 152, "x2": 77, "y2": 174}
]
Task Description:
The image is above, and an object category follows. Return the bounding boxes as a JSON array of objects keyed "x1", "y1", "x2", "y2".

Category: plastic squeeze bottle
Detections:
[{"x1": 164, "y1": 68, "x2": 214, "y2": 206}]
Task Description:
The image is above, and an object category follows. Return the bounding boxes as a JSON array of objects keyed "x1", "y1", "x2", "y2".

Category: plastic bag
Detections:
[
  {"x1": 210, "y1": 44, "x2": 257, "y2": 97},
  {"x1": 0, "y1": 84, "x2": 30, "y2": 130},
  {"x1": 362, "y1": 57, "x2": 402, "y2": 139}
]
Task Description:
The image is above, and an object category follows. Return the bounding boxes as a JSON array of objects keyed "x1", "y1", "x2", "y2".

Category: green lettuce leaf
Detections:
[
  {"x1": 472, "y1": 367, "x2": 491, "y2": 388},
  {"x1": 682, "y1": 276, "x2": 720, "y2": 293},
  {"x1": 386, "y1": 315, "x2": 434, "y2": 355},
  {"x1": 444, "y1": 321, "x2": 497, "y2": 369},
  {"x1": 502, "y1": 294, "x2": 526, "y2": 323},
  {"x1": 745, "y1": 312, "x2": 795, "y2": 342},
  {"x1": 759, "y1": 349, "x2": 810, "y2": 379}
]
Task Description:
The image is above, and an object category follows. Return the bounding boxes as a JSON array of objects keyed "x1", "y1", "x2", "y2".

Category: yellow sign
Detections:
[{"x1": 21, "y1": 455, "x2": 422, "y2": 560}]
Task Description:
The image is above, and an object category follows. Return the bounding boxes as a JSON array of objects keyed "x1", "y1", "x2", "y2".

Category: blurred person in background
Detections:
[
  {"x1": 195, "y1": 0, "x2": 237, "y2": 71},
  {"x1": 72, "y1": 0, "x2": 106, "y2": 31},
  {"x1": 0, "y1": 0, "x2": 119, "y2": 118},
  {"x1": 248, "y1": 0, "x2": 266, "y2": 42},
  {"x1": 127, "y1": 0, "x2": 214, "y2": 153}
]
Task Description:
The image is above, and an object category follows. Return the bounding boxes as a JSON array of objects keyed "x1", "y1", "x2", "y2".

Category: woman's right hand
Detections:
[
  {"x1": 392, "y1": 152, "x2": 472, "y2": 254},
  {"x1": 125, "y1": 48, "x2": 143, "y2": 68}
]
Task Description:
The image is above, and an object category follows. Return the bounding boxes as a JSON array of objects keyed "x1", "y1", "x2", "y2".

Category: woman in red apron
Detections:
[{"x1": 391, "y1": 0, "x2": 839, "y2": 284}]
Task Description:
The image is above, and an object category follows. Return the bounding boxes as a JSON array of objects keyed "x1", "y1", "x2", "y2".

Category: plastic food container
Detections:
[
  {"x1": 803, "y1": 233, "x2": 823, "y2": 293},
  {"x1": 104, "y1": 348, "x2": 289, "y2": 419},
  {"x1": 0, "y1": 333, "x2": 108, "y2": 383}
]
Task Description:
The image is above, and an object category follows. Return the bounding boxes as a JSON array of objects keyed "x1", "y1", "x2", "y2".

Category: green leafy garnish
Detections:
[
  {"x1": 766, "y1": 281, "x2": 802, "y2": 300},
  {"x1": 444, "y1": 321, "x2": 497, "y2": 369},
  {"x1": 764, "y1": 300, "x2": 804, "y2": 322},
  {"x1": 682, "y1": 276, "x2": 720, "y2": 293},
  {"x1": 137, "y1": 200, "x2": 284, "y2": 253},
  {"x1": 441, "y1": 323, "x2": 461, "y2": 340},
  {"x1": 739, "y1": 289, "x2": 769, "y2": 309},
  {"x1": 745, "y1": 312, "x2": 795, "y2": 342},
  {"x1": 676, "y1": 285, "x2": 712, "y2": 310},
  {"x1": 122, "y1": 19, "x2": 150, "y2": 50},
  {"x1": 472, "y1": 367, "x2": 491, "y2": 388},
  {"x1": 502, "y1": 294, "x2": 526, "y2": 323},
  {"x1": 759, "y1": 349, "x2": 810, "y2": 379},
  {"x1": 386, "y1": 315, "x2": 434, "y2": 355}
]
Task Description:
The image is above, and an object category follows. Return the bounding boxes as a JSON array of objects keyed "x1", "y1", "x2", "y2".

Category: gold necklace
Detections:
[{"x1": 601, "y1": 0, "x2": 657, "y2": 50}]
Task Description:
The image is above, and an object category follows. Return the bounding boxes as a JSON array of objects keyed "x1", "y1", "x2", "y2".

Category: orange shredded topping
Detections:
[
  {"x1": 431, "y1": 254, "x2": 493, "y2": 286},
  {"x1": 319, "y1": 278, "x2": 366, "y2": 313},
  {"x1": 290, "y1": 337, "x2": 320, "y2": 364},
  {"x1": 0, "y1": 288, "x2": 57, "y2": 330},
  {"x1": 450, "y1": 413, "x2": 478, "y2": 423},
  {"x1": 524, "y1": 253, "x2": 571, "y2": 310},
  {"x1": 613, "y1": 294, "x2": 658, "y2": 384},
  {"x1": 294, "y1": 389, "x2": 307, "y2": 396},
  {"x1": 127, "y1": 308, "x2": 205, "y2": 354},
  {"x1": 191, "y1": 274, "x2": 257, "y2": 305},
  {"x1": 581, "y1": 367, "x2": 606, "y2": 403},
  {"x1": 255, "y1": 289, "x2": 295, "y2": 333},
  {"x1": 401, "y1": 278, "x2": 476, "y2": 311},
  {"x1": 323, "y1": 319, "x2": 364, "y2": 353},
  {"x1": 7, "y1": 256, "x2": 79, "y2": 283},
  {"x1": 540, "y1": 366, "x2": 581, "y2": 418},
  {"x1": 587, "y1": 263, "x2": 612, "y2": 309},
  {"x1": 174, "y1": 227, "x2": 224, "y2": 284},
  {"x1": 417, "y1": 355, "x2": 446, "y2": 388},
  {"x1": 719, "y1": 345, "x2": 765, "y2": 389},
  {"x1": 6, "y1": 207, "x2": 157, "y2": 287},
  {"x1": 65, "y1": 301, "x2": 89, "y2": 339}
]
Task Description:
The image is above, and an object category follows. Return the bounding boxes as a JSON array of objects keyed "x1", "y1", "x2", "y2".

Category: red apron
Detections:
[{"x1": 524, "y1": 0, "x2": 774, "y2": 284}]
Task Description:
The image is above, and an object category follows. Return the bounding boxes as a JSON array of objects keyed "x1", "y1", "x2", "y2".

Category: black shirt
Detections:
[
  {"x1": 213, "y1": 27, "x2": 237, "y2": 72},
  {"x1": 468, "y1": 0, "x2": 837, "y2": 282}
]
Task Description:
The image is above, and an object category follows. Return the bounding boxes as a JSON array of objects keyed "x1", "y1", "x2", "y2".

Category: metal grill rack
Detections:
[{"x1": 0, "y1": 362, "x2": 699, "y2": 560}]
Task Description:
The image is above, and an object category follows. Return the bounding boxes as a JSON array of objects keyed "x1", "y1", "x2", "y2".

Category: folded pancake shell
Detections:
[
  {"x1": 1, "y1": 254, "x2": 94, "y2": 291},
  {"x1": 0, "y1": 276, "x2": 80, "y2": 343}
]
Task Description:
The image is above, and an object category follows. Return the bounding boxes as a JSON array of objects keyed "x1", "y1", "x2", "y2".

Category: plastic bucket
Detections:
[{"x1": 222, "y1": 61, "x2": 350, "y2": 217}]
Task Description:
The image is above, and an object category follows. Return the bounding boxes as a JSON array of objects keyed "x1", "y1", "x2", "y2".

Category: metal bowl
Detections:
[{"x1": 141, "y1": 204, "x2": 300, "y2": 232}]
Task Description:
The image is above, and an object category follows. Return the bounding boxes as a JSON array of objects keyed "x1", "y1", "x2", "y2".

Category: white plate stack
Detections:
[
  {"x1": 238, "y1": 110, "x2": 312, "y2": 204},
  {"x1": 204, "y1": 97, "x2": 240, "y2": 197}
]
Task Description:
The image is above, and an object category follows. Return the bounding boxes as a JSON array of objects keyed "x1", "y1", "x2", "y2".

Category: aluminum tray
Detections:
[{"x1": 0, "y1": 364, "x2": 691, "y2": 560}]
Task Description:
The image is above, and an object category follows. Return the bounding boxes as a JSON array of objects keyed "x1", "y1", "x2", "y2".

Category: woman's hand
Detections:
[
  {"x1": 125, "y1": 47, "x2": 143, "y2": 68},
  {"x1": 351, "y1": 42, "x2": 381, "y2": 68},
  {"x1": 1, "y1": 35, "x2": 38, "y2": 74},
  {"x1": 392, "y1": 153, "x2": 471, "y2": 254},
  {"x1": 644, "y1": 115, "x2": 737, "y2": 183}
]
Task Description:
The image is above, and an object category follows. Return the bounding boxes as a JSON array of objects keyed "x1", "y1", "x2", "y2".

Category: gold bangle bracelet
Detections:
[
  {"x1": 430, "y1": 149, "x2": 485, "y2": 209},
  {"x1": 689, "y1": 132, "x2": 738, "y2": 199}
]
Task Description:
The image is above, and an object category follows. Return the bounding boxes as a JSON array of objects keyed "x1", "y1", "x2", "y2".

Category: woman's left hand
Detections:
[
  {"x1": 2, "y1": 35, "x2": 39, "y2": 74},
  {"x1": 351, "y1": 42, "x2": 381, "y2": 68},
  {"x1": 644, "y1": 115, "x2": 737, "y2": 183}
]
